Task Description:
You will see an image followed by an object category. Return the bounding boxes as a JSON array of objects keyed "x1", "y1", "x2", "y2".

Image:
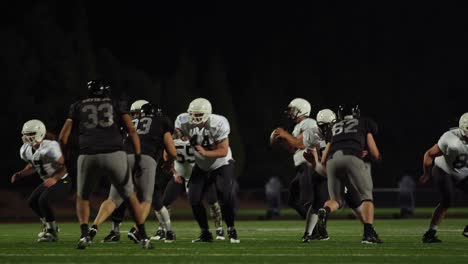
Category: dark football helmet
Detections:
[
  {"x1": 87, "y1": 80, "x2": 111, "y2": 98},
  {"x1": 140, "y1": 103, "x2": 163, "y2": 117},
  {"x1": 337, "y1": 104, "x2": 360, "y2": 120}
]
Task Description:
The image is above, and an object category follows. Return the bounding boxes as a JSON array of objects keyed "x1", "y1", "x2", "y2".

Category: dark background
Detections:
[{"x1": 1, "y1": 1, "x2": 467, "y2": 193}]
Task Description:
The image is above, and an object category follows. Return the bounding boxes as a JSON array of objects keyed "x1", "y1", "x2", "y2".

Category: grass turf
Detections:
[{"x1": 0, "y1": 216, "x2": 467, "y2": 263}]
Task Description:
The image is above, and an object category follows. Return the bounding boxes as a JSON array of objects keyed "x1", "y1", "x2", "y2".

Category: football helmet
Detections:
[
  {"x1": 187, "y1": 98, "x2": 212, "y2": 125},
  {"x1": 87, "y1": 80, "x2": 111, "y2": 98},
  {"x1": 22, "y1": 119, "x2": 46, "y2": 145},
  {"x1": 130, "y1": 99, "x2": 149, "y2": 116},
  {"x1": 140, "y1": 103, "x2": 162, "y2": 117},
  {"x1": 287, "y1": 98, "x2": 311, "y2": 120},
  {"x1": 337, "y1": 104, "x2": 360, "y2": 120},
  {"x1": 459, "y1": 112, "x2": 468, "y2": 138}
]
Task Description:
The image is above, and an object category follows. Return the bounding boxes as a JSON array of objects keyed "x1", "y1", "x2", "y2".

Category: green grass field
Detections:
[{"x1": 0, "y1": 213, "x2": 467, "y2": 264}]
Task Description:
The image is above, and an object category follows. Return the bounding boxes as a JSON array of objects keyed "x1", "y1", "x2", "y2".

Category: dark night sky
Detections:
[{"x1": 2, "y1": 1, "x2": 468, "y2": 190}]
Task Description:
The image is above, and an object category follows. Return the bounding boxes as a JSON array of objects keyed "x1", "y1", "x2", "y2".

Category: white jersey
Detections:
[
  {"x1": 434, "y1": 129, "x2": 468, "y2": 182},
  {"x1": 303, "y1": 126, "x2": 327, "y2": 150},
  {"x1": 174, "y1": 138, "x2": 195, "y2": 180},
  {"x1": 175, "y1": 113, "x2": 233, "y2": 171},
  {"x1": 292, "y1": 118, "x2": 318, "y2": 166},
  {"x1": 20, "y1": 140, "x2": 65, "y2": 181}
]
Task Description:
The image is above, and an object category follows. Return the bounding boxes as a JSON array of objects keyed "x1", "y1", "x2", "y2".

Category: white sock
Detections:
[
  {"x1": 46, "y1": 221, "x2": 57, "y2": 232},
  {"x1": 430, "y1": 224, "x2": 438, "y2": 231},
  {"x1": 40, "y1": 217, "x2": 46, "y2": 226},
  {"x1": 305, "y1": 208, "x2": 318, "y2": 235},
  {"x1": 112, "y1": 222, "x2": 121, "y2": 233},
  {"x1": 156, "y1": 207, "x2": 172, "y2": 231}
]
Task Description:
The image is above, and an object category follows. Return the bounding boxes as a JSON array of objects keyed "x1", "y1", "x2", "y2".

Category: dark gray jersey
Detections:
[{"x1": 68, "y1": 97, "x2": 128, "y2": 154}]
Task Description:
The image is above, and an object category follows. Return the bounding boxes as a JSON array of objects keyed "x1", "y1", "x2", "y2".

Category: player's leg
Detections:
[
  {"x1": 212, "y1": 160, "x2": 239, "y2": 243},
  {"x1": 307, "y1": 176, "x2": 329, "y2": 241},
  {"x1": 346, "y1": 155, "x2": 381, "y2": 244},
  {"x1": 423, "y1": 166, "x2": 453, "y2": 243},
  {"x1": 288, "y1": 171, "x2": 307, "y2": 219},
  {"x1": 91, "y1": 185, "x2": 123, "y2": 241},
  {"x1": 106, "y1": 151, "x2": 152, "y2": 249},
  {"x1": 76, "y1": 154, "x2": 101, "y2": 249},
  {"x1": 102, "y1": 202, "x2": 127, "y2": 242},
  {"x1": 159, "y1": 176, "x2": 185, "y2": 242},
  {"x1": 27, "y1": 184, "x2": 48, "y2": 239},
  {"x1": 300, "y1": 165, "x2": 320, "y2": 242},
  {"x1": 188, "y1": 165, "x2": 213, "y2": 242},
  {"x1": 204, "y1": 182, "x2": 224, "y2": 240},
  {"x1": 317, "y1": 152, "x2": 346, "y2": 240},
  {"x1": 36, "y1": 176, "x2": 72, "y2": 242},
  {"x1": 455, "y1": 178, "x2": 468, "y2": 238}
]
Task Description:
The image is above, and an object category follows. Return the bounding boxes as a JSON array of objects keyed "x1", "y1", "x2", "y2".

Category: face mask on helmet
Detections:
[
  {"x1": 130, "y1": 99, "x2": 149, "y2": 117},
  {"x1": 459, "y1": 112, "x2": 468, "y2": 140},
  {"x1": 316, "y1": 109, "x2": 336, "y2": 136},
  {"x1": 187, "y1": 98, "x2": 212, "y2": 125},
  {"x1": 22, "y1": 119, "x2": 46, "y2": 146},
  {"x1": 337, "y1": 104, "x2": 360, "y2": 120},
  {"x1": 139, "y1": 103, "x2": 163, "y2": 118},
  {"x1": 87, "y1": 80, "x2": 111, "y2": 98},
  {"x1": 286, "y1": 98, "x2": 311, "y2": 120}
]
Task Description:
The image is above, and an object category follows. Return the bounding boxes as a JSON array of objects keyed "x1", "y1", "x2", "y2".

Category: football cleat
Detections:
[
  {"x1": 422, "y1": 230, "x2": 441, "y2": 243},
  {"x1": 362, "y1": 234, "x2": 383, "y2": 244},
  {"x1": 76, "y1": 236, "x2": 91, "y2": 249},
  {"x1": 317, "y1": 208, "x2": 329, "y2": 240},
  {"x1": 228, "y1": 228, "x2": 240, "y2": 244},
  {"x1": 140, "y1": 238, "x2": 154, "y2": 249},
  {"x1": 301, "y1": 232, "x2": 312, "y2": 243},
  {"x1": 127, "y1": 227, "x2": 141, "y2": 244},
  {"x1": 463, "y1": 225, "x2": 468, "y2": 238},
  {"x1": 101, "y1": 230, "x2": 120, "y2": 243},
  {"x1": 215, "y1": 228, "x2": 225, "y2": 240},
  {"x1": 192, "y1": 231, "x2": 213, "y2": 243},
  {"x1": 88, "y1": 226, "x2": 98, "y2": 241},
  {"x1": 164, "y1": 230, "x2": 176, "y2": 243},
  {"x1": 37, "y1": 231, "x2": 58, "y2": 242},
  {"x1": 150, "y1": 228, "x2": 166, "y2": 241},
  {"x1": 37, "y1": 225, "x2": 47, "y2": 238}
]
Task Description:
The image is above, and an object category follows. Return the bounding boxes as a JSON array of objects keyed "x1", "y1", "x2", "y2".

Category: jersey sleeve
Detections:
[
  {"x1": 213, "y1": 116, "x2": 230, "y2": 142},
  {"x1": 164, "y1": 116, "x2": 175, "y2": 134},
  {"x1": 303, "y1": 127, "x2": 322, "y2": 148},
  {"x1": 67, "y1": 101, "x2": 79, "y2": 121},
  {"x1": 303, "y1": 118, "x2": 318, "y2": 131},
  {"x1": 437, "y1": 131, "x2": 451, "y2": 155},
  {"x1": 175, "y1": 113, "x2": 189, "y2": 135},
  {"x1": 115, "y1": 100, "x2": 129, "y2": 116},
  {"x1": 19, "y1": 144, "x2": 29, "y2": 162},
  {"x1": 366, "y1": 118, "x2": 378, "y2": 135},
  {"x1": 47, "y1": 141, "x2": 63, "y2": 161}
]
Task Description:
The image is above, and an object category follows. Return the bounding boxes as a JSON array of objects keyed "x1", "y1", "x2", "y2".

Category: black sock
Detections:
[
  {"x1": 137, "y1": 224, "x2": 147, "y2": 240},
  {"x1": 91, "y1": 224, "x2": 98, "y2": 230},
  {"x1": 364, "y1": 223, "x2": 373, "y2": 235},
  {"x1": 80, "y1": 224, "x2": 89, "y2": 238},
  {"x1": 324, "y1": 206, "x2": 331, "y2": 214}
]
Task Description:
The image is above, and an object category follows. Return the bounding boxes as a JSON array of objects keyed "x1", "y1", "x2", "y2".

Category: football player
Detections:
[
  {"x1": 272, "y1": 98, "x2": 319, "y2": 220},
  {"x1": 316, "y1": 104, "x2": 383, "y2": 244},
  {"x1": 58, "y1": 80, "x2": 153, "y2": 249},
  {"x1": 175, "y1": 98, "x2": 239, "y2": 243},
  {"x1": 420, "y1": 112, "x2": 468, "y2": 243},
  {"x1": 92, "y1": 102, "x2": 177, "y2": 243},
  {"x1": 11, "y1": 120, "x2": 71, "y2": 242},
  {"x1": 150, "y1": 132, "x2": 225, "y2": 241},
  {"x1": 99, "y1": 99, "x2": 150, "y2": 243}
]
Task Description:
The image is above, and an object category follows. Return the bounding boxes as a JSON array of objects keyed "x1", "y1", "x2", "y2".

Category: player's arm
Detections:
[
  {"x1": 195, "y1": 138, "x2": 229, "y2": 158},
  {"x1": 58, "y1": 119, "x2": 73, "y2": 150},
  {"x1": 122, "y1": 114, "x2": 141, "y2": 155},
  {"x1": 366, "y1": 133, "x2": 381, "y2": 162},
  {"x1": 320, "y1": 143, "x2": 331, "y2": 166},
  {"x1": 162, "y1": 132, "x2": 177, "y2": 173},
  {"x1": 43, "y1": 156, "x2": 67, "y2": 187},
  {"x1": 11, "y1": 163, "x2": 35, "y2": 183},
  {"x1": 419, "y1": 144, "x2": 443, "y2": 184},
  {"x1": 274, "y1": 127, "x2": 305, "y2": 149}
]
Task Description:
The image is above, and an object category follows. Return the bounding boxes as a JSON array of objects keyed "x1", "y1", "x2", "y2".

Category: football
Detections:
[{"x1": 269, "y1": 129, "x2": 294, "y2": 152}]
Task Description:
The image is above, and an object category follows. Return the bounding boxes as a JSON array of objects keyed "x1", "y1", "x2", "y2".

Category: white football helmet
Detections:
[
  {"x1": 187, "y1": 98, "x2": 212, "y2": 125},
  {"x1": 130, "y1": 99, "x2": 149, "y2": 115},
  {"x1": 459, "y1": 112, "x2": 468, "y2": 138},
  {"x1": 22, "y1": 119, "x2": 46, "y2": 145},
  {"x1": 287, "y1": 98, "x2": 311, "y2": 119},
  {"x1": 316, "y1": 109, "x2": 336, "y2": 125}
]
